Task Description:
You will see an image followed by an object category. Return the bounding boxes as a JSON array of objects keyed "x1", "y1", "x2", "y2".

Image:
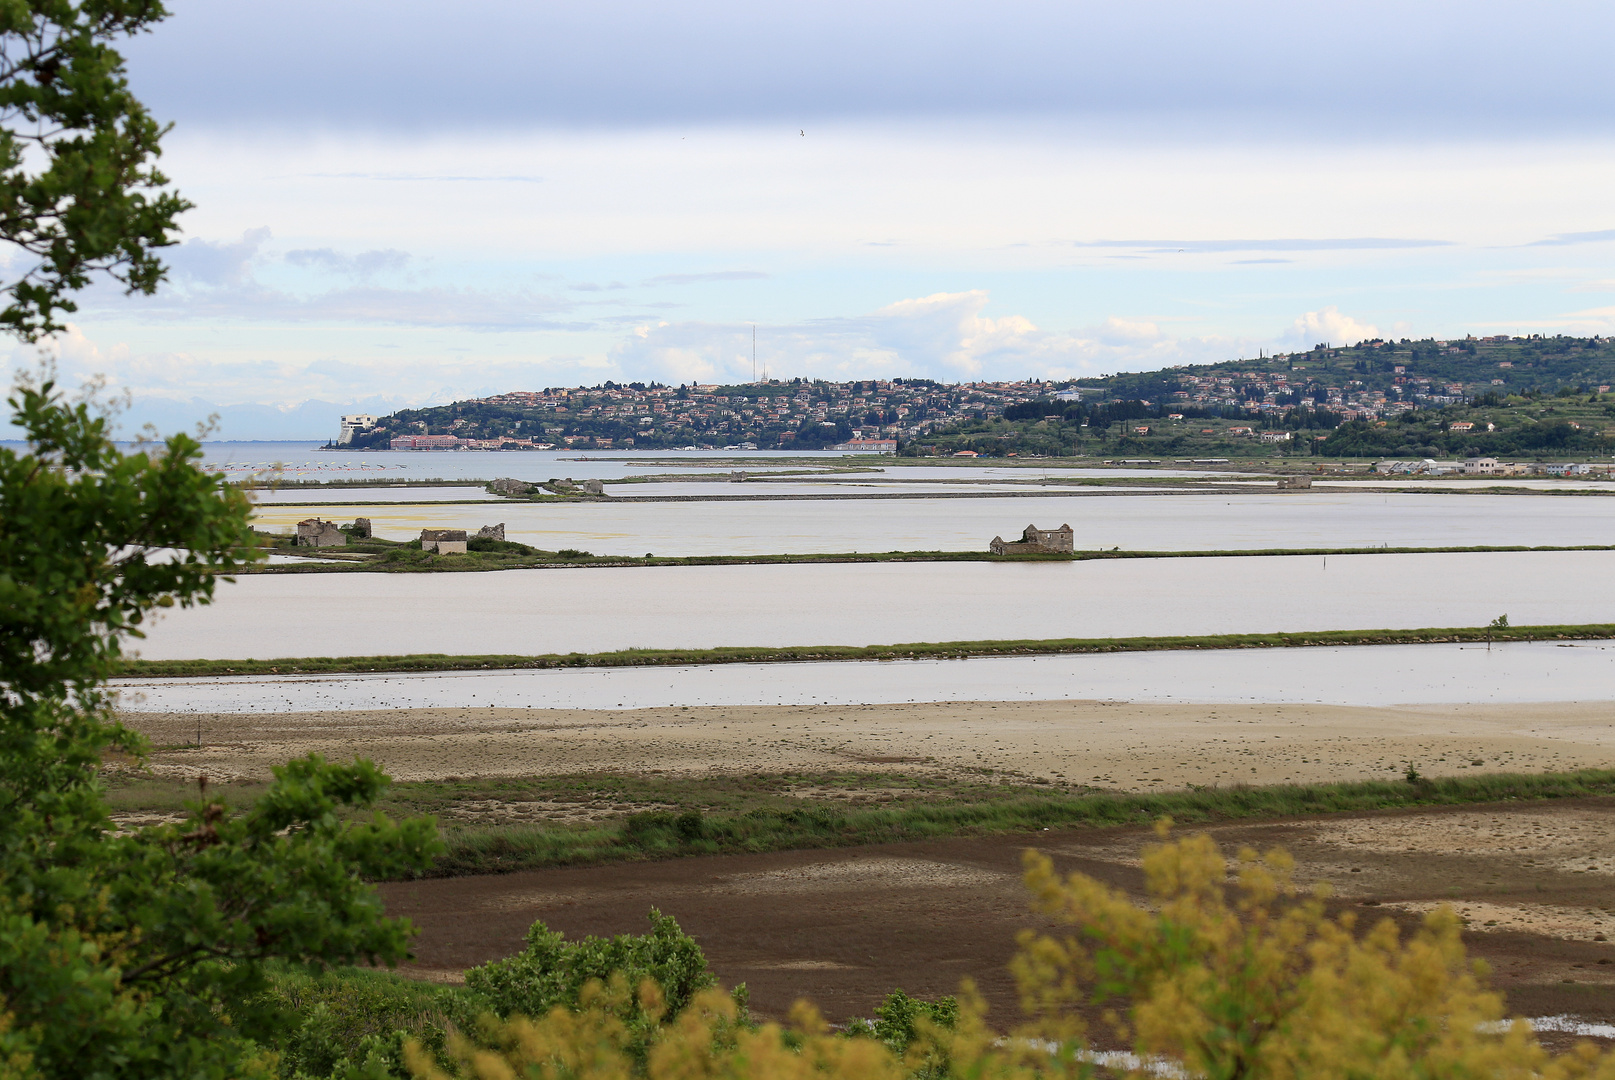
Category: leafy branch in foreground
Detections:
[
  {"x1": 0, "y1": 381, "x2": 440, "y2": 1079},
  {"x1": 0, "y1": 0, "x2": 191, "y2": 339}
]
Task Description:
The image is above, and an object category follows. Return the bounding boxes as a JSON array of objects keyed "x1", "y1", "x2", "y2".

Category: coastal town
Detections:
[{"x1": 333, "y1": 334, "x2": 1615, "y2": 460}]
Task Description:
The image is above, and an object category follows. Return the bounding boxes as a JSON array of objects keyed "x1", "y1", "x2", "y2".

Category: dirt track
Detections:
[{"x1": 380, "y1": 799, "x2": 1615, "y2": 1028}]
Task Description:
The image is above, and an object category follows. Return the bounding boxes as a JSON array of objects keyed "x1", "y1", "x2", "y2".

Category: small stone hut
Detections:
[
  {"x1": 295, "y1": 518, "x2": 346, "y2": 548},
  {"x1": 990, "y1": 524, "x2": 1074, "y2": 555},
  {"x1": 476, "y1": 523, "x2": 505, "y2": 541},
  {"x1": 1275, "y1": 476, "x2": 1312, "y2": 490},
  {"x1": 420, "y1": 528, "x2": 467, "y2": 554},
  {"x1": 489, "y1": 478, "x2": 534, "y2": 496}
]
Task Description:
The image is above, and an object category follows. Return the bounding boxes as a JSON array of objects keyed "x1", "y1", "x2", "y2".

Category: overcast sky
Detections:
[{"x1": 12, "y1": 0, "x2": 1615, "y2": 437}]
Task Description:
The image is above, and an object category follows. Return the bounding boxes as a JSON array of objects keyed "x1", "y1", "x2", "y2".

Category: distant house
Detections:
[
  {"x1": 1448, "y1": 421, "x2": 1475, "y2": 433},
  {"x1": 952, "y1": 450, "x2": 979, "y2": 457},
  {"x1": 1275, "y1": 476, "x2": 1312, "y2": 490},
  {"x1": 1460, "y1": 457, "x2": 1498, "y2": 475},
  {"x1": 420, "y1": 528, "x2": 468, "y2": 554},
  {"x1": 295, "y1": 518, "x2": 346, "y2": 547},
  {"x1": 990, "y1": 524, "x2": 1074, "y2": 556},
  {"x1": 476, "y1": 523, "x2": 505, "y2": 541},
  {"x1": 832, "y1": 438, "x2": 897, "y2": 452},
  {"x1": 1259, "y1": 431, "x2": 1292, "y2": 443}
]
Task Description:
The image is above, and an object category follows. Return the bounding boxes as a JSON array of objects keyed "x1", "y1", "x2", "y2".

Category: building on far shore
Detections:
[
  {"x1": 337, "y1": 414, "x2": 377, "y2": 445},
  {"x1": 831, "y1": 438, "x2": 897, "y2": 453},
  {"x1": 990, "y1": 524, "x2": 1074, "y2": 555}
]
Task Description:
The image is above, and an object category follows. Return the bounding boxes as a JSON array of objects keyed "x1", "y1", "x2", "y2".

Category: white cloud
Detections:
[
  {"x1": 1283, "y1": 306, "x2": 1382, "y2": 349},
  {"x1": 610, "y1": 290, "x2": 1273, "y2": 384}
]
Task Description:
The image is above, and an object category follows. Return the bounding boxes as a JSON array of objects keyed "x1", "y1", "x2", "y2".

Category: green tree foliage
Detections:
[
  {"x1": 0, "y1": 1, "x2": 191, "y2": 339},
  {"x1": 0, "y1": 382, "x2": 441, "y2": 1078},
  {"x1": 464, "y1": 910, "x2": 727, "y2": 1048}
]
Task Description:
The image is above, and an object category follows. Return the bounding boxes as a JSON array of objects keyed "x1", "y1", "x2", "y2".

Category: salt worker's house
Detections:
[{"x1": 989, "y1": 524, "x2": 1074, "y2": 555}]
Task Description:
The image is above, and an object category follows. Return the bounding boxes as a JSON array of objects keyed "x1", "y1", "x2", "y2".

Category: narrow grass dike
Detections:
[{"x1": 119, "y1": 621, "x2": 1615, "y2": 679}]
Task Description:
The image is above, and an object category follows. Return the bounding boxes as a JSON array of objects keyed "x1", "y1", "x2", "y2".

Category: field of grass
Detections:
[
  {"x1": 117, "y1": 620, "x2": 1615, "y2": 679},
  {"x1": 104, "y1": 766, "x2": 1615, "y2": 879}
]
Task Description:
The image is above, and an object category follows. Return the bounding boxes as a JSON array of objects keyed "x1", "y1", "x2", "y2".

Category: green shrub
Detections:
[
  {"x1": 867, "y1": 988, "x2": 960, "y2": 1050},
  {"x1": 465, "y1": 909, "x2": 721, "y2": 1024},
  {"x1": 259, "y1": 966, "x2": 486, "y2": 1080},
  {"x1": 465, "y1": 537, "x2": 539, "y2": 555}
]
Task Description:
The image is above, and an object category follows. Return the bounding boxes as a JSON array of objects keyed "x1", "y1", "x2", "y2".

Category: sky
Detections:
[{"x1": 9, "y1": 0, "x2": 1615, "y2": 438}]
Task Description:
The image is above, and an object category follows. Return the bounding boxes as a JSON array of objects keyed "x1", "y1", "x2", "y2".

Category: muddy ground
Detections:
[{"x1": 380, "y1": 798, "x2": 1615, "y2": 1034}]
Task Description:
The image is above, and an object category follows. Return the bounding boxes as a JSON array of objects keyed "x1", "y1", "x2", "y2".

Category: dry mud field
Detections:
[
  {"x1": 123, "y1": 697, "x2": 1615, "y2": 1033},
  {"x1": 380, "y1": 804, "x2": 1615, "y2": 1035}
]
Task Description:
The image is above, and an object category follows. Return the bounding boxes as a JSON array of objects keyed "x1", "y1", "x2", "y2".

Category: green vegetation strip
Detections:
[
  {"x1": 118, "y1": 621, "x2": 1615, "y2": 679},
  {"x1": 431, "y1": 769, "x2": 1615, "y2": 877}
]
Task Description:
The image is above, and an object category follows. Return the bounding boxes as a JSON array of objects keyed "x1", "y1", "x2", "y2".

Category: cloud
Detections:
[
  {"x1": 1281, "y1": 306, "x2": 1381, "y2": 348},
  {"x1": 609, "y1": 290, "x2": 1258, "y2": 384},
  {"x1": 118, "y1": 1, "x2": 1615, "y2": 135},
  {"x1": 1527, "y1": 229, "x2": 1615, "y2": 247},
  {"x1": 643, "y1": 271, "x2": 769, "y2": 286},
  {"x1": 1072, "y1": 238, "x2": 1451, "y2": 254},
  {"x1": 165, "y1": 227, "x2": 272, "y2": 286},
  {"x1": 86, "y1": 230, "x2": 588, "y2": 331},
  {"x1": 285, "y1": 247, "x2": 411, "y2": 277}
]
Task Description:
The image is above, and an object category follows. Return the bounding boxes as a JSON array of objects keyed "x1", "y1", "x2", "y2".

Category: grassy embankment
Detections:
[
  {"x1": 119, "y1": 621, "x2": 1615, "y2": 679},
  {"x1": 105, "y1": 767, "x2": 1615, "y2": 879},
  {"x1": 249, "y1": 539, "x2": 1615, "y2": 574}
]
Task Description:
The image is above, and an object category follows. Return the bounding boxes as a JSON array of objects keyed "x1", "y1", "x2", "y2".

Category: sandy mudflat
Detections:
[{"x1": 124, "y1": 699, "x2": 1615, "y2": 789}]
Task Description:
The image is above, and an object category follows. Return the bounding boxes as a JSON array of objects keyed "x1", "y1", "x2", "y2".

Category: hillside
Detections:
[
  {"x1": 912, "y1": 334, "x2": 1615, "y2": 459},
  {"x1": 336, "y1": 334, "x2": 1615, "y2": 459}
]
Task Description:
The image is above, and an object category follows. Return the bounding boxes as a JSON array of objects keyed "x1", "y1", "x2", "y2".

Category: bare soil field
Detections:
[
  {"x1": 123, "y1": 698, "x2": 1615, "y2": 789},
  {"x1": 379, "y1": 801, "x2": 1615, "y2": 1036}
]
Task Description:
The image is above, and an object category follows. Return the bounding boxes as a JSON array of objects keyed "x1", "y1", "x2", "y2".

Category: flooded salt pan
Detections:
[
  {"x1": 135, "y1": 550, "x2": 1615, "y2": 660},
  {"x1": 249, "y1": 492, "x2": 1615, "y2": 556},
  {"x1": 113, "y1": 639, "x2": 1615, "y2": 712}
]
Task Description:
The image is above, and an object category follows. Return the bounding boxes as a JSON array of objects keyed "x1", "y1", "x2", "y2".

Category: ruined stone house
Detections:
[
  {"x1": 295, "y1": 518, "x2": 346, "y2": 547},
  {"x1": 989, "y1": 524, "x2": 1074, "y2": 555},
  {"x1": 419, "y1": 528, "x2": 468, "y2": 554},
  {"x1": 489, "y1": 478, "x2": 534, "y2": 496},
  {"x1": 476, "y1": 523, "x2": 505, "y2": 541}
]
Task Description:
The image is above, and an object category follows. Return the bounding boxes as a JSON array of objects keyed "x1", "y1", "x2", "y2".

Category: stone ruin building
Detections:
[
  {"x1": 546, "y1": 476, "x2": 604, "y2": 495},
  {"x1": 295, "y1": 518, "x2": 346, "y2": 547},
  {"x1": 990, "y1": 523, "x2": 1074, "y2": 556},
  {"x1": 475, "y1": 523, "x2": 505, "y2": 541},
  {"x1": 419, "y1": 528, "x2": 468, "y2": 554}
]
